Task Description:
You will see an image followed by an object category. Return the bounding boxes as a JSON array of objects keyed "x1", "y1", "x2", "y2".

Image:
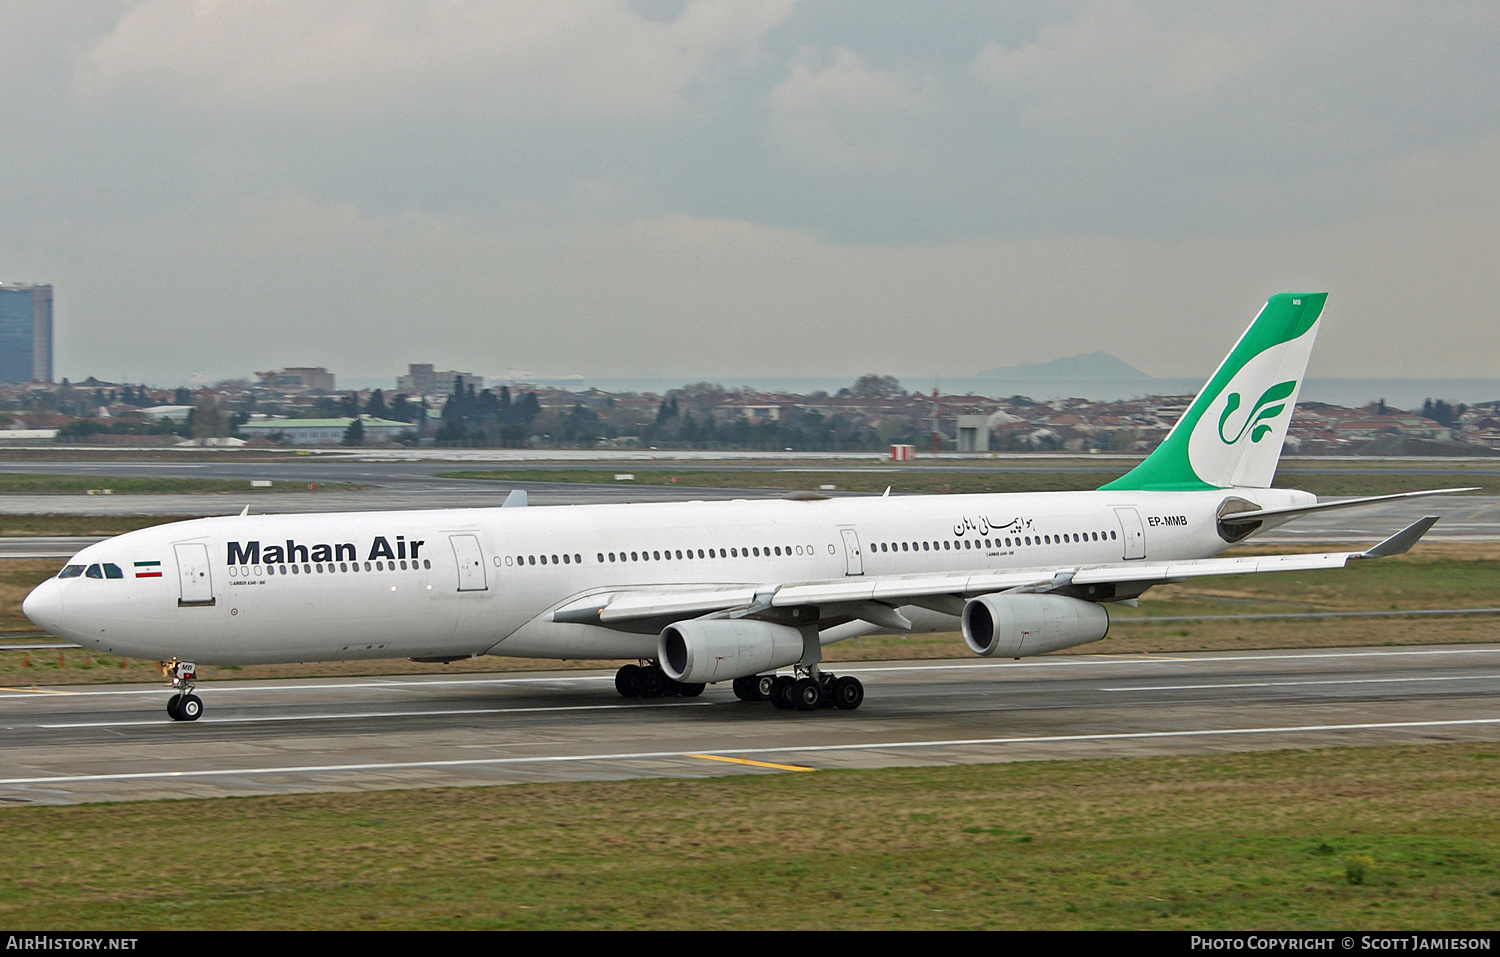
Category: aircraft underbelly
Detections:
[{"x1": 493, "y1": 618, "x2": 658, "y2": 660}]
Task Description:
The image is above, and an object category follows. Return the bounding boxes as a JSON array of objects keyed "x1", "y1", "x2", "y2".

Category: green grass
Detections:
[
  {"x1": 2, "y1": 744, "x2": 1495, "y2": 929},
  {"x1": 441, "y1": 467, "x2": 1500, "y2": 497},
  {"x1": 0, "y1": 514, "x2": 219, "y2": 537},
  {"x1": 440, "y1": 467, "x2": 1126, "y2": 494},
  {"x1": 0, "y1": 475, "x2": 361, "y2": 495}
]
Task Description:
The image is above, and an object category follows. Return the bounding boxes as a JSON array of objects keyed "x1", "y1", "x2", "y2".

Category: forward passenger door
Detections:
[{"x1": 174, "y1": 542, "x2": 215, "y2": 606}]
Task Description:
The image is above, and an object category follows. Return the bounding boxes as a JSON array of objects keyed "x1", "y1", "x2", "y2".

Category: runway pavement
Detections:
[{"x1": 1, "y1": 644, "x2": 1496, "y2": 804}]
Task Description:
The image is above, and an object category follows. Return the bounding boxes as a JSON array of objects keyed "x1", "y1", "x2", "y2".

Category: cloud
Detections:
[
  {"x1": 19, "y1": 136, "x2": 1499, "y2": 387},
  {"x1": 766, "y1": 46, "x2": 935, "y2": 169},
  {"x1": 971, "y1": 1, "x2": 1261, "y2": 129},
  {"x1": 75, "y1": 0, "x2": 797, "y2": 118}
]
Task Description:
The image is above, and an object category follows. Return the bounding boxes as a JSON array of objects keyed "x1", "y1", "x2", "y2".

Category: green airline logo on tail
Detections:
[
  {"x1": 1217, "y1": 380, "x2": 1297, "y2": 445},
  {"x1": 1100, "y1": 292, "x2": 1327, "y2": 492}
]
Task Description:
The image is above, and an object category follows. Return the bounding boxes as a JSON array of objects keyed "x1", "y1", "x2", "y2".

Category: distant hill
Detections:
[{"x1": 973, "y1": 352, "x2": 1152, "y2": 380}]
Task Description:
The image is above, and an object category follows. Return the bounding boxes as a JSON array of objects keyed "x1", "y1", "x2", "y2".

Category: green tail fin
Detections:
[{"x1": 1101, "y1": 292, "x2": 1326, "y2": 491}]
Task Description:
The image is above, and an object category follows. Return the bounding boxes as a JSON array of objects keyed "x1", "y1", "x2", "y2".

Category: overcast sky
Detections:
[{"x1": 3, "y1": 1, "x2": 1498, "y2": 388}]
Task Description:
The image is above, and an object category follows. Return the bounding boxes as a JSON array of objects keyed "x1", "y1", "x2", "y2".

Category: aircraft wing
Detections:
[{"x1": 551, "y1": 517, "x2": 1438, "y2": 629}]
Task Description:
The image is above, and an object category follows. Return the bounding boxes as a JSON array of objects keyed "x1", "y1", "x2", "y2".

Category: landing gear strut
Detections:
[
  {"x1": 614, "y1": 661, "x2": 705, "y2": 699},
  {"x1": 160, "y1": 660, "x2": 203, "y2": 721}
]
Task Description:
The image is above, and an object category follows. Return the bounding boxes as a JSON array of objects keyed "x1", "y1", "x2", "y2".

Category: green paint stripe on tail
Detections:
[{"x1": 1101, "y1": 293, "x2": 1326, "y2": 492}]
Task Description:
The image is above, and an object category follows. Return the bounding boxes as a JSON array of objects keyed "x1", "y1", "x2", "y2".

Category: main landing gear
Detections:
[
  {"x1": 160, "y1": 659, "x2": 203, "y2": 721},
  {"x1": 733, "y1": 669, "x2": 864, "y2": 712},
  {"x1": 614, "y1": 662, "x2": 705, "y2": 699},
  {"x1": 612, "y1": 661, "x2": 864, "y2": 711}
]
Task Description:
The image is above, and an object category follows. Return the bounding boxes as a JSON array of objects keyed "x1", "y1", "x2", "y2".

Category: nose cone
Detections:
[{"x1": 23, "y1": 579, "x2": 63, "y2": 634}]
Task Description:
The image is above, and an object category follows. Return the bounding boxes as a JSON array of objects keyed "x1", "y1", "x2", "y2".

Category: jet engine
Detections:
[
  {"x1": 658, "y1": 619, "x2": 806, "y2": 684},
  {"x1": 961, "y1": 593, "x2": 1109, "y2": 658}
]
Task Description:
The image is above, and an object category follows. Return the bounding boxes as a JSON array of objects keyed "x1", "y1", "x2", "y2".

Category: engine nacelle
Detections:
[
  {"x1": 658, "y1": 619, "x2": 806, "y2": 684},
  {"x1": 961, "y1": 594, "x2": 1109, "y2": 658}
]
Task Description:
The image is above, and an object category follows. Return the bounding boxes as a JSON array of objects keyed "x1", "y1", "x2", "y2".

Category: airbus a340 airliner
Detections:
[{"x1": 23, "y1": 293, "x2": 1472, "y2": 720}]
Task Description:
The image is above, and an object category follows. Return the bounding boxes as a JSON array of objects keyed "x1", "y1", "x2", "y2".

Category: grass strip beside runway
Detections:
[
  {"x1": 1, "y1": 743, "x2": 1495, "y2": 929},
  {"x1": 0, "y1": 475, "x2": 363, "y2": 495},
  {"x1": 441, "y1": 467, "x2": 1500, "y2": 496},
  {"x1": 0, "y1": 514, "x2": 217, "y2": 537}
]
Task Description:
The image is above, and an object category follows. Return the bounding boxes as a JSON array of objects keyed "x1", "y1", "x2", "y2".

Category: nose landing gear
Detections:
[{"x1": 160, "y1": 660, "x2": 203, "y2": 721}]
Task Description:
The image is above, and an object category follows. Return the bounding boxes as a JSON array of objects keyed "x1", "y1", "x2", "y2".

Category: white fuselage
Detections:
[{"x1": 26, "y1": 486, "x2": 1311, "y2": 666}]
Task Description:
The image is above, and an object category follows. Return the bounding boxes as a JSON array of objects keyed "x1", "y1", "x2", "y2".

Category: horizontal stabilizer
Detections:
[{"x1": 1219, "y1": 487, "x2": 1478, "y2": 524}]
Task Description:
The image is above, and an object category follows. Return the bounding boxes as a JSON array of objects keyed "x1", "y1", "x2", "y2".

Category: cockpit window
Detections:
[
  {"x1": 58, "y1": 564, "x2": 85, "y2": 579},
  {"x1": 103, "y1": 563, "x2": 124, "y2": 579},
  {"x1": 86, "y1": 564, "x2": 104, "y2": 579}
]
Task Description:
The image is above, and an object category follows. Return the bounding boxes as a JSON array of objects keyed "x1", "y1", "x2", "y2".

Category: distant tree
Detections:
[
  {"x1": 190, "y1": 391, "x2": 228, "y2": 440},
  {"x1": 173, "y1": 386, "x2": 191, "y2": 405},
  {"x1": 516, "y1": 392, "x2": 541, "y2": 424},
  {"x1": 389, "y1": 394, "x2": 415, "y2": 423},
  {"x1": 852, "y1": 374, "x2": 901, "y2": 398},
  {"x1": 366, "y1": 389, "x2": 388, "y2": 420},
  {"x1": 560, "y1": 403, "x2": 601, "y2": 447},
  {"x1": 342, "y1": 416, "x2": 365, "y2": 446},
  {"x1": 1421, "y1": 398, "x2": 1466, "y2": 429},
  {"x1": 676, "y1": 382, "x2": 727, "y2": 416}
]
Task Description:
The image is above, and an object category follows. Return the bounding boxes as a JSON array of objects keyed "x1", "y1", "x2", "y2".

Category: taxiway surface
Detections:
[{"x1": 3, "y1": 645, "x2": 1496, "y2": 805}]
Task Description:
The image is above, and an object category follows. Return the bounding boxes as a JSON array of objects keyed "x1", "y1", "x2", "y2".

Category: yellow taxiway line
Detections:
[{"x1": 686, "y1": 753, "x2": 815, "y2": 772}]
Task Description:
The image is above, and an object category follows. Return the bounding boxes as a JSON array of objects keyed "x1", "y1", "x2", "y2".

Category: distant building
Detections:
[
  {"x1": 955, "y1": 414, "x2": 991, "y2": 452},
  {"x1": 0, "y1": 283, "x2": 53, "y2": 383},
  {"x1": 397, "y1": 363, "x2": 482, "y2": 396},
  {"x1": 239, "y1": 416, "x2": 412, "y2": 445},
  {"x1": 254, "y1": 367, "x2": 336, "y2": 392}
]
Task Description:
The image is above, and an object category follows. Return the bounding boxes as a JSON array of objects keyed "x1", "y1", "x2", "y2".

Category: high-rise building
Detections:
[
  {"x1": 0, "y1": 282, "x2": 53, "y2": 383},
  {"x1": 253, "y1": 367, "x2": 337, "y2": 392},
  {"x1": 397, "y1": 363, "x2": 481, "y2": 395}
]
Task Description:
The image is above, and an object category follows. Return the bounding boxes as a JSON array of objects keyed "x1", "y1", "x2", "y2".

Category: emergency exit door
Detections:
[{"x1": 839, "y1": 528, "x2": 864, "y2": 576}]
